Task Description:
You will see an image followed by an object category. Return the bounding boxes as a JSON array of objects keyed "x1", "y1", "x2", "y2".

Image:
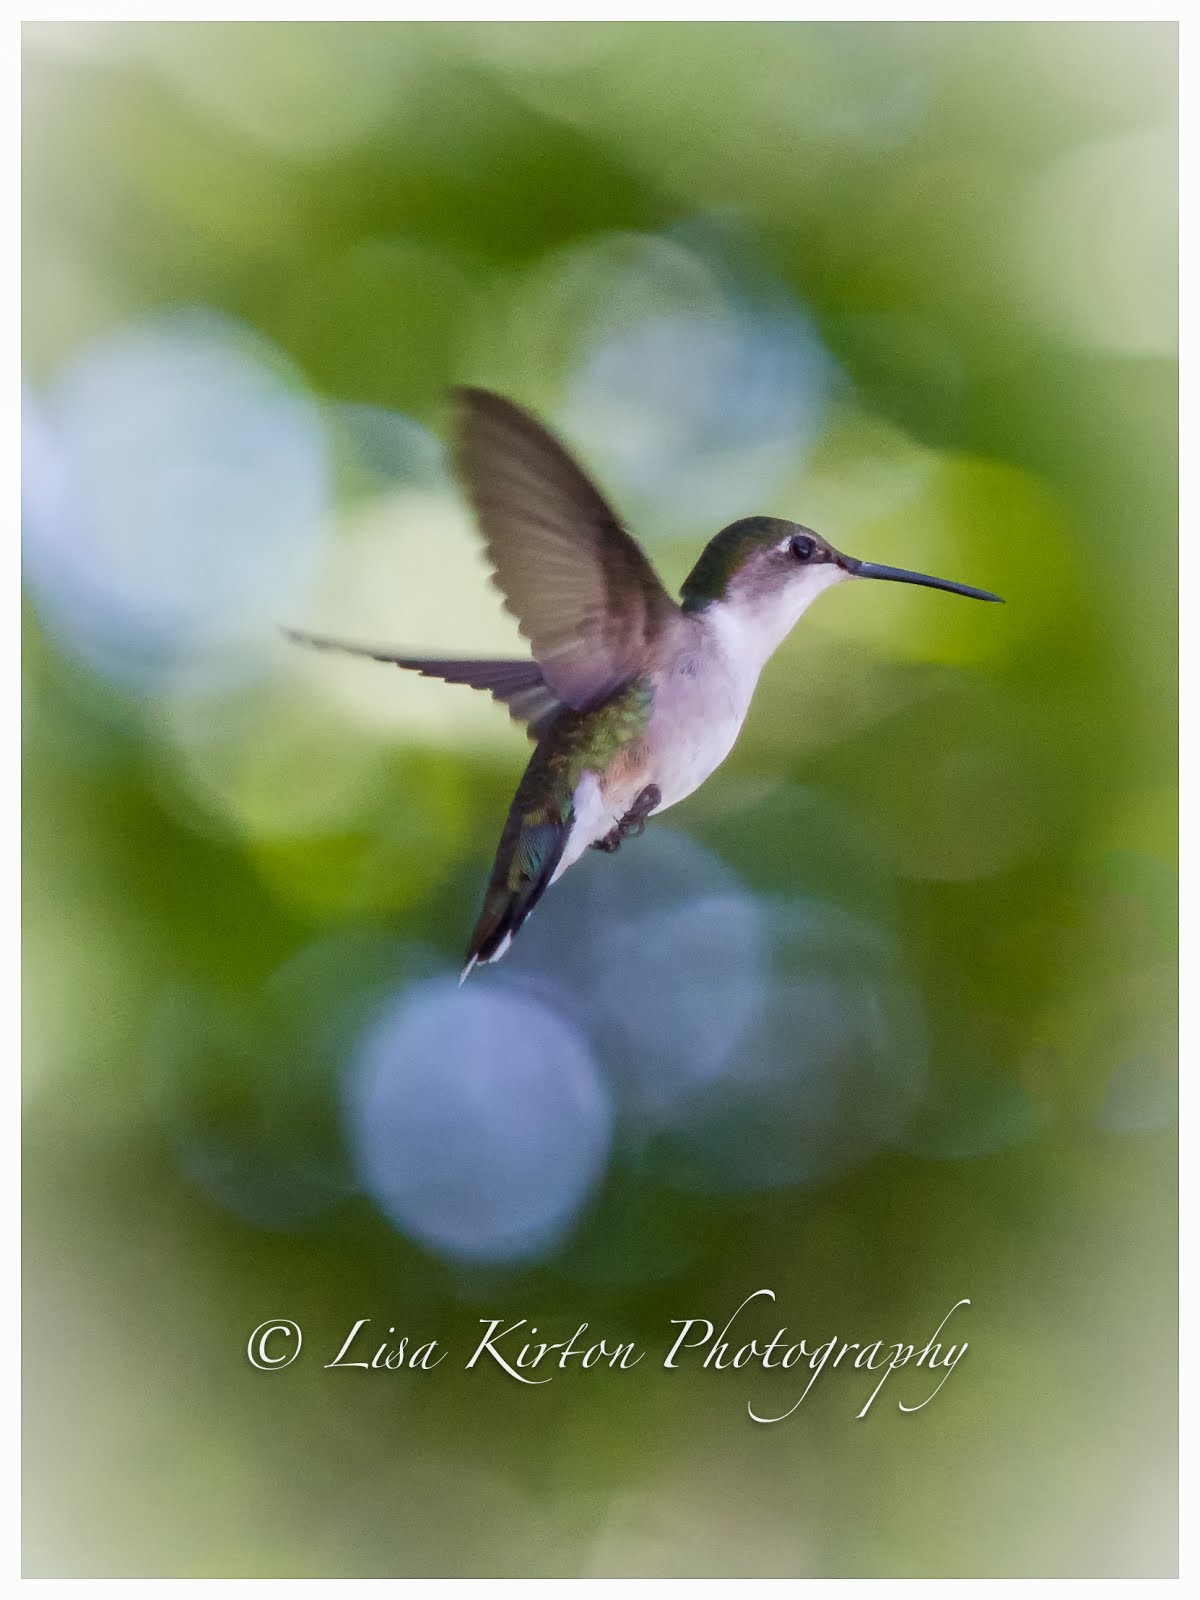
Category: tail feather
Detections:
[
  {"x1": 460, "y1": 813, "x2": 570, "y2": 979},
  {"x1": 288, "y1": 627, "x2": 581, "y2": 977}
]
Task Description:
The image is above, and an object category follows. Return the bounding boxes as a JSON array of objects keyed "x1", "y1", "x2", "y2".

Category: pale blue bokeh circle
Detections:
[{"x1": 346, "y1": 979, "x2": 614, "y2": 1265}]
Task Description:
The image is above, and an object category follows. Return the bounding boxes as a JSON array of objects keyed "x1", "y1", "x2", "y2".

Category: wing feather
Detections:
[
  {"x1": 452, "y1": 388, "x2": 676, "y2": 709},
  {"x1": 284, "y1": 631, "x2": 563, "y2": 738}
]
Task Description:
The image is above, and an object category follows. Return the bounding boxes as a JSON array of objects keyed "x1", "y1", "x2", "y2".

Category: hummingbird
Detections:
[{"x1": 290, "y1": 388, "x2": 1001, "y2": 980}]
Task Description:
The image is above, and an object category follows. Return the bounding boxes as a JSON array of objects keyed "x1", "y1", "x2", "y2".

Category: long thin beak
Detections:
[{"x1": 838, "y1": 555, "x2": 1003, "y2": 603}]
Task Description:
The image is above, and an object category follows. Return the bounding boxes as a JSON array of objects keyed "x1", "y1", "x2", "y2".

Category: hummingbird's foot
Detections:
[
  {"x1": 616, "y1": 784, "x2": 661, "y2": 840},
  {"x1": 591, "y1": 786, "x2": 661, "y2": 853}
]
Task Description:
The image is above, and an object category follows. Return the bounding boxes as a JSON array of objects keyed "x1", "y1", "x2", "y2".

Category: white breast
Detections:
[
  {"x1": 552, "y1": 608, "x2": 767, "y2": 882},
  {"x1": 646, "y1": 606, "x2": 762, "y2": 811}
]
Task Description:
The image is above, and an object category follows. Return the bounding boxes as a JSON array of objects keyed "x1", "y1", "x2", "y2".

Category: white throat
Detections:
[{"x1": 706, "y1": 564, "x2": 850, "y2": 679}]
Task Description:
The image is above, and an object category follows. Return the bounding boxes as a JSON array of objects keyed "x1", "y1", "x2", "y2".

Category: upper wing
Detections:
[
  {"x1": 453, "y1": 387, "x2": 677, "y2": 710},
  {"x1": 285, "y1": 631, "x2": 564, "y2": 739}
]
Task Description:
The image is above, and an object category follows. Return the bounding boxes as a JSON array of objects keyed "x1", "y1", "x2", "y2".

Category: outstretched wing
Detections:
[
  {"x1": 453, "y1": 387, "x2": 677, "y2": 710},
  {"x1": 285, "y1": 630, "x2": 563, "y2": 738}
]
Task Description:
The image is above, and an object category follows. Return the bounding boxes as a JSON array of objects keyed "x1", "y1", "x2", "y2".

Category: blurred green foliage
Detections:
[{"x1": 23, "y1": 21, "x2": 1176, "y2": 1578}]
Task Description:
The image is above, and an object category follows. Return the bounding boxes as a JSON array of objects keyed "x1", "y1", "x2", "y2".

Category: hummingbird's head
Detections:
[{"x1": 681, "y1": 515, "x2": 1001, "y2": 667}]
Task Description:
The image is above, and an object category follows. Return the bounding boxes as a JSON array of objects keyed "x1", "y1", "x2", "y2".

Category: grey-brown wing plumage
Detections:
[
  {"x1": 452, "y1": 387, "x2": 678, "y2": 710},
  {"x1": 284, "y1": 630, "x2": 563, "y2": 738}
]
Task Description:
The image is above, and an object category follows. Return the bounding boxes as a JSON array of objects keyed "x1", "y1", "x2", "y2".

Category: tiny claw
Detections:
[
  {"x1": 594, "y1": 786, "x2": 660, "y2": 854},
  {"x1": 618, "y1": 784, "x2": 661, "y2": 838}
]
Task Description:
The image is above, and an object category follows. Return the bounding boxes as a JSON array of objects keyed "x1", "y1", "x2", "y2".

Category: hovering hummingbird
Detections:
[{"x1": 290, "y1": 388, "x2": 1001, "y2": 979}]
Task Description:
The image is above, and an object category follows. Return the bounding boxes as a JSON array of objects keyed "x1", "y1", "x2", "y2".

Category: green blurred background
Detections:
[{"x1": 22, "y1": 21, "x2": 1177, "y2": 1579}]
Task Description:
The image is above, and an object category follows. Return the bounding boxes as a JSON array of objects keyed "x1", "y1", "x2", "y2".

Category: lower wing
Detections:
[{"x1": 284, "y1": 630, "x2": 563, "y2": 738}]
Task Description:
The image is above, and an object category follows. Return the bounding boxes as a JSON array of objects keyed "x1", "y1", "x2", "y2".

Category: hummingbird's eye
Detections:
[{"x1": 790, "y1": 534, "x2": 816, "y2": 563}]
